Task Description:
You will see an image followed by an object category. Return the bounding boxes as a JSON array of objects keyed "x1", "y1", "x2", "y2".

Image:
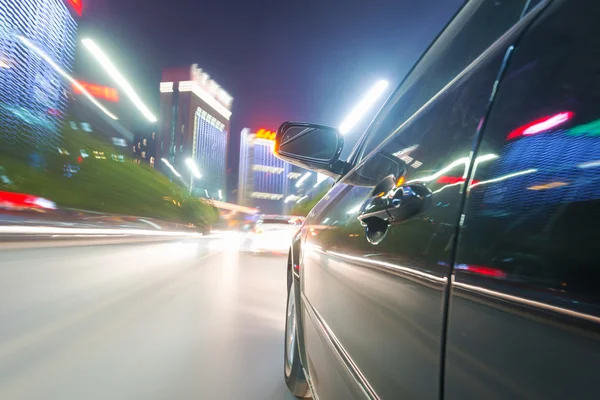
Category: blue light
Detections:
[{"x1": 0, "y1": 0, "x2": 77, "y2": 151}]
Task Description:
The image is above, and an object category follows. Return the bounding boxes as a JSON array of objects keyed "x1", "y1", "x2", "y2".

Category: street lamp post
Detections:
[{"x1": 185, "y1": 158, "x2": 202, "y2": 196}]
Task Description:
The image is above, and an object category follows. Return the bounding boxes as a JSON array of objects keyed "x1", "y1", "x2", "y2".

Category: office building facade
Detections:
[
  {"x1": 238, "y1": 128, "x2": 314, "y2": 215},
  {"x1": 0, "y1": 0, "x2": 78, "y2": 152},
  {"x1": 158, "y1": 64, "x2": 232, "y2": 200}
]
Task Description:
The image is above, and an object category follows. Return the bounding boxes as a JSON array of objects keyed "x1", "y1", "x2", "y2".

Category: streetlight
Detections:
[
  {"x1": 81, "y1": 38, "x2": 157, "y2": 123},
  {"x1": 339, "y1": 80, "x2": 389, "y2": 135},
  {"x1": 185, "y1": 158, "x2": 202, "y2": 195}
]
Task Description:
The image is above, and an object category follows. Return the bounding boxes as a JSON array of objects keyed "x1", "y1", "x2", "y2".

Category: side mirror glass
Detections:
[
  {"x1": 347, "y1": 151, "x2": 407, "y2": 187},
  {"x1": 275, "y1": 122, "x2": 345, "y2": 177}
]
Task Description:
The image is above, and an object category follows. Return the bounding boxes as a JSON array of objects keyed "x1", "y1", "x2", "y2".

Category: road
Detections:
[{"x1": 0, "y1": 234, "x2": 295, "y2": 399}]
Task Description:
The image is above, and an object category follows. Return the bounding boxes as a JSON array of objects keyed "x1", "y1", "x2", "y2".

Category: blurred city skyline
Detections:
[{"x1": 77, "y1": 0, "x2": 463, "y2": 194}]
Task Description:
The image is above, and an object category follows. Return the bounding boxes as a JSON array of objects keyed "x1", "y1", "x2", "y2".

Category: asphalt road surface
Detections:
[{"x1": 0, "y1": 233, "x2": 295, "y2": 399}]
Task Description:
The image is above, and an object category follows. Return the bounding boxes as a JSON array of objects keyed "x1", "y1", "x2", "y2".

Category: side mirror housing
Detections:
[{"x1": 274, "y1": 122, "x2": 346, "y2": 177}]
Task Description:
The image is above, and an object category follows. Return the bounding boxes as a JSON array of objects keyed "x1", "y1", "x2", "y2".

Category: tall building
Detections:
[
  {"x1": 158, "y1": 64, "x2": 232, "y2": 200},
  {"x1": 0, "y1": 0, "x2": 79, "y2": 152},
  {"x1": 238, "y1": 128, "x2": 314, "y2": 215}
]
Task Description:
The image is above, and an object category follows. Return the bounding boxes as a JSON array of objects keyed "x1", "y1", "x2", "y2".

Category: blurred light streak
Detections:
[
  {"x1": 82, "y1": 38, "x2": 157, "y2": 122},
  {"x1": 470, "y1": 169, "x2": 538, "y2": 189},
  {"x1": 578, "y1": 160, "x2": 600, "y2": 169},
  {"x1": 346, "y1": 205, "x2": 361, "y2": 214},
  {"x1": 408, "y1": 154, "x2": 498, "y2": 184},
  {"x1": 17, "y1": 36, "x2": 117, "y2": 120},
  {"x1": 0, "y1": 226, "x2": 205, "y2": 237},
  {"x1": 185, "y1": 158, "x2": 202, "y2": 178},
  {"x1": 161, "y1": 158, "x2": 181, "y2": 177},
  {"x1": 507, "y1": 111, "x2": 573, "y2": 140},
  {"x1": 327, "y1": 250, "x2": 446, "y2": 283},
  {"x1": 527, "y1": 181, "x2": 568, "y2": 191},
  {"x1": 339, "y1": 80, "x2": 389, "y2": 135},
  {"x1": 455, "y1": 263, "x2": 507, "y2": 278},
  {"x1": 453, "y1": 281, "x2": 600, "y2": 324}
]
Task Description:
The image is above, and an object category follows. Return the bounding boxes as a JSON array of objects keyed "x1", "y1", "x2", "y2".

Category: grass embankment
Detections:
[{"x1": 0, "y1": 128, "x2": 218, "y2": 228}]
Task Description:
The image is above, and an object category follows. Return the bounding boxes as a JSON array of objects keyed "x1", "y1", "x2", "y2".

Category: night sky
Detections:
[{"x1": 79, "y1": 0, "x2": 462, "y2": 192}]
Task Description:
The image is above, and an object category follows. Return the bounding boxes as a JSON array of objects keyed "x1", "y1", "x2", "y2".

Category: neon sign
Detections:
[
  {"x1": 73, "y1": 81, "x2": 119, "y2": 102},
  {"x1": 66, "y1": 0, "x2": 82, "y2": 16},
  {"x1": 255, "y1": 129, "x2": 276, "y2": 141}
]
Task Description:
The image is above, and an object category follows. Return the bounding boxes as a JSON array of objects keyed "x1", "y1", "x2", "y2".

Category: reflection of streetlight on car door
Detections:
[{"x1": 186, "y1": 158, "x2": 202, "y2": 195}]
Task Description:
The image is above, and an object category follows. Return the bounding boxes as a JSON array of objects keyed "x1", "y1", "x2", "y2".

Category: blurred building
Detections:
[
  {"x1": 238, "y1": 128, "x2": 316, "y2": 215},
  {"x1": 158, "y1": 64, "x2": 232, "y2": 200},
  {"x1": 0, "y1": 0, "x2": 79, "y2": 153}
]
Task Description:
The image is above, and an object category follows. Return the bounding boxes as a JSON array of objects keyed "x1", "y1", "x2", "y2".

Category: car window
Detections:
[
  {"x1": 455, "y1": 1, "x2": 600, "y2": 308},
  {"x1": 446, "y1": 2, "x2": 600, "y2": 398},
  {"x1": 356, "y1": 0, "x2": 532, "y2": 162}
]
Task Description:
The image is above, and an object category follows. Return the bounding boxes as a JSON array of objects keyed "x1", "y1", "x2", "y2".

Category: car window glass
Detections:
[
  {"x1": 357, "y1": 0, "x2": 529, "y2": 162},
  {"x1": 456, "y1": 0, "x2": 600, "y2": 311}
]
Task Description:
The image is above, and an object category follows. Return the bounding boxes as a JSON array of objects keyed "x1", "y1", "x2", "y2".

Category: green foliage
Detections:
[{"x1": 0, "y1": 126, "x2": 218, "y2": 228}]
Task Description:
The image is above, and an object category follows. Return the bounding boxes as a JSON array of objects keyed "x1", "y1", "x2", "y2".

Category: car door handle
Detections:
[{"x1": 357, "y1": 178, "x2": 431, "y2": 244}]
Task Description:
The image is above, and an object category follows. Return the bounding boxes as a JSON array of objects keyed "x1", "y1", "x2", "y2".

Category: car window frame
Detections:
[{"x1": 344, "y1": 0, "x2": 551, "y2": 174}]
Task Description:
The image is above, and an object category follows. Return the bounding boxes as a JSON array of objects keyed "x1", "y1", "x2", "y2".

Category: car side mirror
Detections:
[{"x1": 274, "y1": 122, "x2": 346, "y2": 177}]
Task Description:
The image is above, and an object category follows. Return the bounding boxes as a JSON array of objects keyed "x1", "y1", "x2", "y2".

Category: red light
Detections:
[
  {"x1": 437, "y1": 176, "x2": 464, "y2": 185},
  {"x1": 437, "y1": 176, "x2": 480, "y2": 185},
  {"x1": 456, "y1": 264, "x2": 507, "y2": 278},
  {"x1": 77, "y1": 156, "x2": 83, "y2": 164},
  {"x1": 73, "y1": 81, "x2": 119, "y2": 102},
  {"x1": 507, "y1": 112, "x2": 574, "y2": 140},
  {"x1": 66, "y1": 0, "x2": 83, "y2": 16}
]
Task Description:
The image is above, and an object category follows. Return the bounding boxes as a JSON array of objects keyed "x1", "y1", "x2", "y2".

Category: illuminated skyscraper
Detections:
[
  {"x1": 158, "y1": 64, "x2": 232, "y2": 200},
  {"x1": 0, "y1": 0, "x2": 79, "y2": 152},
  {"x1": 238, "y1": 128, "x2": 312, "y2": 215}
]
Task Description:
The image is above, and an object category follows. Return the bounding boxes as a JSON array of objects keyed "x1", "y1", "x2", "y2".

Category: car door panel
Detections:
[
  {"x1": 445, "y1": 1, "x2": 600, "y2": 399},
  {"x1": 301, "y1": 23, "x2": 525, "y2": 399}
]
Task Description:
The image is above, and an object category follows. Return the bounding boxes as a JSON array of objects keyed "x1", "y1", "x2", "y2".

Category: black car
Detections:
[{"x1": 275, "y1": 1, "x2": 600, "y2": 399}]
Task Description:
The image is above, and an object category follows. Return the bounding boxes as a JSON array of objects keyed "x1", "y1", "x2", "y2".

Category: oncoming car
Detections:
[
  {"x1": 242, "y1": 215, "x2": 304, "y2": 254},
  {"x1": 275, "y1": 1, "x2": 600, "y2": 399}
]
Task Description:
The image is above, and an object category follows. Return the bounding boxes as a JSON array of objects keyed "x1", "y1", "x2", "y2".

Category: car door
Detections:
[
  {"x1": 300, "y1": 1, "x2": 544, "y2": 398},
  {"x1": 445, "y1": 1, "x2": 600, "y2": 399}
]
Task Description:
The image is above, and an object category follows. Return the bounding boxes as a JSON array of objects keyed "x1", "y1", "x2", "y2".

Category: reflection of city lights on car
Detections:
[
  {"x1": 82, "y1": 38, "x2": 157, "y2": 122},
  {"x1": 506, "y1": 111, "x2": 574, "y2": 140},
  {"x1": 17, "y1": 36, "x2": 118, "y2": 120},
  {"x1": 578, "y1": 160, "x2": 600, "y2": 169},
  {"x1": 470, "y1": 169, "x2": 538, "y2": 189},
  {"x1": 408, "y1": 154, "x2": 498, "y2": 185},
  {"x1": 455, "y1": 264, "x2": 507, "y2": 278},
  {"x1": 527, "y1": 181, "x2": 568, "y2": 191},
  {"x1": 346, "y1": 205, "x2": 361, "y2": 214}
]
